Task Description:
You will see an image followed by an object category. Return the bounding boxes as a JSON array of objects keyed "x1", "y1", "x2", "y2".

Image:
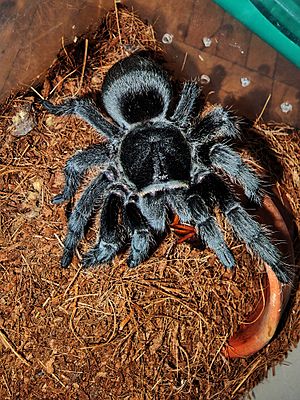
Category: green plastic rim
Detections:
[{"x1": 212, "y1": 0, "x2": 300, "y2": 67}]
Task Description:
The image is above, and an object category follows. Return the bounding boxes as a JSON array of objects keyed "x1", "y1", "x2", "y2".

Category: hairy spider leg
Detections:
[
  {"x1": 186, "y1": 193, "x2": 236, "y2": 268},
  {"x1": 170, "y1": 81, "x2": 200, "y2": 128},
  {"x1": 207, "y1": 176, "x2": 290, "y2": 284},
  {"x1": 41, "y1": 98, "x2": 120, "y2": 139},
  {"x1": 52, "y1": 143, "x2": 111, "y2": 204},
  {"x1": 209, "y1": 143, "x2": 263, "y2": 204},
  {"x1": 82, "y1": 191, "x2": 128, "y2": 267},
  {"x1": 61, "y1": 173, "x2": 111, "y2": 267},
  {"x1": 139, "y1": 192, "x2": 167, "y2": 232},
  {"x1": 189, "y1": 106, "x2": 240, "y2": 143},
  {"x1": 125, "y1": 200, "x2": 156, "y2": 268}
]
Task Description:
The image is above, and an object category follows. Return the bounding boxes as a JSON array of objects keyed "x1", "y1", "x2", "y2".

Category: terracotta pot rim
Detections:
[{"x1": 223, "y1": 192, "x2": 295, "y2": 358}]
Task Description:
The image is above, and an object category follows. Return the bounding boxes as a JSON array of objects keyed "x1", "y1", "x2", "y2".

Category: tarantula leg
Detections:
[
  {"x1": 52, "y1": 144, "x2": 111, "y2": 204},
  {"x1": 171, "y1": 80, "x2": 200, "y2": 128},
  {"x1": 82, "y1": 191, "x2": 127, "y2": 267},
  {"x1": 41, "y1": 98, "x2": 120, "y2": 139},
  {"x1": 139, "y1": 192, "x2": 167, "y2": 232},
  {"x1": 190, "y1": 106, "x2": 240, "y2": 142},
  {"x1": 125, "y1": 201, "x2": 156, "y2": 268},
  {"x1": 209, "y1": 143, "x2": 263, "y2": 204},
  {"x1": 219, "y1": 194, "x2": 290, "y2": 283},
  {"x1": 187, "y1": 194, "x2": 235, "y2": 268},
  {"x1": 60, "y1": 173, "x2": 110, "y2": 268}
]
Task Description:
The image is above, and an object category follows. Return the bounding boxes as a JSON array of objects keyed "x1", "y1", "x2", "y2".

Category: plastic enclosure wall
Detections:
[
  {"x1": 212, "y1": 0, "x2": 300, "y2": 68},
  {"x1": 0, "y1": 0, "x2": 113, "y2": 102}
]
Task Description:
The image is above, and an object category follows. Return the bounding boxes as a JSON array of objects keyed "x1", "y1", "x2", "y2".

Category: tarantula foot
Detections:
[
  {"x1": 82, "y1": 241, "x2": 118, "y2": 268},
  {"x1": 248, "y1": 189, "x2": 264, "y2": 206},
  {"x1": 52, "y1": 193, "x2": 68, "y2": 204},
  {"x1": 127, "y1": 230, "x2": 155, "y2": 268},
  {"x1": 40, "y1": 98, "x2": 76, "y2": 116},
  {"x1": 61, "y1": 249, "x2": 74, "y2": 268},
  {"x1": 40, "y1": 99, "x2": 60, "y2": 114},
  {"x1": 127, "y1": 256, "x2": 141, "y2": 268},
  {"x1": 216, "y1": 247, "x2": 235, "y2": 269}
]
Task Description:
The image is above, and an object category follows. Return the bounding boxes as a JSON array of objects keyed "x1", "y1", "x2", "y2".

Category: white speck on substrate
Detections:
[
  {"x1": 162, "y1": 33, "x2": 174, "y2": 44},
  {"x1": 280, "y1": 102, "x2": 293, "y2": 113},
  {"x1": 202, "y1": 37, "x2": 212, "y2": 47},
  {"x1": 200, "y1": 74, "x2": 211, "y2": 85},
  {"x1": 240, "y1": 77, "x2": 251, "y2": 87}
]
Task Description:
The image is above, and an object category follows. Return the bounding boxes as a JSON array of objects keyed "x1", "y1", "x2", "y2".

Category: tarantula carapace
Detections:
[{"x1": 41, "y1": 53, "x2": 290, "y2": 283}]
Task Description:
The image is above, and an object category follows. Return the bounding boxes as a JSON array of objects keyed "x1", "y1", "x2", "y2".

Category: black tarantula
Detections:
[{"x1": 41, "y1": 53, "x2": 290, "y2": 283}]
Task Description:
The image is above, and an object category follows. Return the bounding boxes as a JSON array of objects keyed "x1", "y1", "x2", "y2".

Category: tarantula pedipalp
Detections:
[{"x1": 41, "y1": 53, "x2": 290, "y2": 283}]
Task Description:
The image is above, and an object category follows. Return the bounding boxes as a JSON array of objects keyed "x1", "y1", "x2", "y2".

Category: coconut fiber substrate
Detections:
[{"x1": 0, "y1": 6, "x2": 299, "y2": 400}]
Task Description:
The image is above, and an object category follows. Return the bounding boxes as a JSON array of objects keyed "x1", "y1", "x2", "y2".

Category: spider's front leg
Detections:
[
  {"x1": 82, "y1": 190, "x2": 128, "y2": 267},
  {"x1": 168, "y1": 188, "x2": 235, "y2": 268},
  {"x1": 191, "y1": 106, "x2": 262, "y2": 203},
  {"x1": 220, "y1": 193, "x2": 290, "y2": 283},
  {"x1": 170, "y1": 80, "x2": 200, "y2": 128},
  {"x1": 189, "y1": 106, "x2": 240, "y2": 143},
  {"x1": 186, "y1": 193, "x2": 235, "y2": 269},
  {"x1": 60, "y1": 172, "x2": 111, "y2": 267},
  {"x1": 206, "y1": 175, "x2": 291, "y2": 284},
  {"x1": 83, "y1": 191, "x2": 158, "y2": 268},
  {"x1": 139, "y1": 192, "x2": 167, "y2": 232},
  {"x1": 125, "y1": 198, "x2": 157, "y2": 268},
  {"x1": 209, "y1": 143, "x2": 263, "y2": 204},
  {"x1": 41, "y1": 97, "x2": 120, "y2": 139},
  {"x1": 53, "y1": 143, "x2": 111, "y2": 204}
]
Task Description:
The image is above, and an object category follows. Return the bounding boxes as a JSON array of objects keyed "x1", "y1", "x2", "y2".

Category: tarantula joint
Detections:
[{"x1": 41, "y1": 53, "x2": 290, "y2": 283}]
